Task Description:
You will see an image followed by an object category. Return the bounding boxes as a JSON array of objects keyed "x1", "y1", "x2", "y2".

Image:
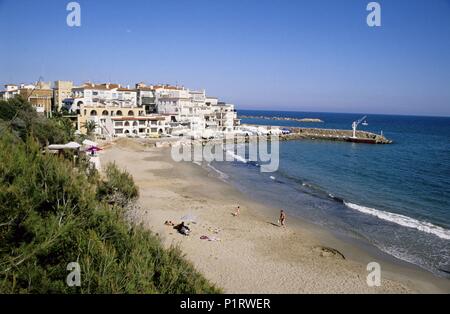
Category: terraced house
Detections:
[{"x1": 1, "y1": 80, "x2": 241, "y2": 138}]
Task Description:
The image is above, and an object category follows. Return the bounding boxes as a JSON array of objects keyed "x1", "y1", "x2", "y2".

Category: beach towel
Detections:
[{"x1": 200, "y1": 235, "x2": 220, "y2": 242}]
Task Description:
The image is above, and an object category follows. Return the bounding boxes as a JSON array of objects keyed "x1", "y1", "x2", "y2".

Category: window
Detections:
[
  {"x1": 115, "y1": 129, "x2": 123, "y2": 134},
  {"x1": 128, "y1": 110, "x2": 134, "y2": 116},
  {"x1": 115, "y1": 121, "x2": 123, "y2": 127},
  {"x1": 102, "y1": 110, "x2": 108, "y2": 116},
  {"x1": 151, "y1": 128, "x2": 157, "y2": 133},
  {"x1": 90, "y1": 110, "x2": 97, "y2": 116},
  {"x1": 116, "y1": 110, "x2": 122, "y2": 116},
  {"x1": 139, "y1": 120, "x2": 145, "y2": 125},
  {"x1": 93, "y1": 91, "x2": 98, "y2": 96},
  {"x1": 139, "y1": 128, "x2": 145, "y2": 133}
]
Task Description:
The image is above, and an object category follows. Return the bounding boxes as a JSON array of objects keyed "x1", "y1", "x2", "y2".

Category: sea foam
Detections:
[
  {"x1": 207, "y1": 163, "x2": 229, "y2": 180},
  {"x1": 226, "y1": 150, "x2": 247, "y2": 163},
  {"x1": 344, "y1": 201, "x2": 450, "y2": 240}
]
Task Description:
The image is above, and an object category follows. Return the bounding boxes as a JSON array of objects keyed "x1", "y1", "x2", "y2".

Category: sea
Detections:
[{"x1": 210, "y1": 110, "x2": 450, "y2": 278}]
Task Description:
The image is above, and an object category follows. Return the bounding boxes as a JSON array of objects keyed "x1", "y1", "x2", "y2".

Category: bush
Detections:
[
  {"x1": 0, "y1": 97, "x2": 74, "y2": 145},
  {"x1": 97, "y1": 163, "x2": 139, "y2": 206},
  {"x1": 0, "y1": 99, "x2": 220, "y2": 294}
]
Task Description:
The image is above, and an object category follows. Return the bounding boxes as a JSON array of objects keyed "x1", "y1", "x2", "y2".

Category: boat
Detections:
[{"x1": 362, "y1": 121, "x2": 368, "y2": 126}]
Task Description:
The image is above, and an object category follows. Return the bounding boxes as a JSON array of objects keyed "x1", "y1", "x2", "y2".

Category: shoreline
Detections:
[{"x1": 99, "y1": 138, "x2": 450, "y2": 293}]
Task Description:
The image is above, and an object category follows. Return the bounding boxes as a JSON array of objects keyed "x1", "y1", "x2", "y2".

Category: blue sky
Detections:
[{"x1": 1, "y1": 0, "x2": 450, "y2": 116}]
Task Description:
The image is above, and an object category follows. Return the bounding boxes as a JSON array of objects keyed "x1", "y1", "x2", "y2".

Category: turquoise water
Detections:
[{"x1": 212, "y1": 110, "x2": 450, "y2": 277}]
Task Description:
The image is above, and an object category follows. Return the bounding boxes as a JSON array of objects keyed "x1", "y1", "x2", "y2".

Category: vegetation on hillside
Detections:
[{"x1": 0, "y1": 98, "x2": 220, "y2": 293}]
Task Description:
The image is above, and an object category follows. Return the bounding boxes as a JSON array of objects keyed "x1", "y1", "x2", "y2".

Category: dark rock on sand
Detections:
[{"x1": 313, "y1": 246, "x2": 346, "y2": 260}]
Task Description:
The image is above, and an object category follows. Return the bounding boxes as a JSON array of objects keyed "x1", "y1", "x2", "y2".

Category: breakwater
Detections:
[
  {"x1": 239, "y1": 115, "x2": 324, "y2": 123},
  {"x1": 283, "y1": 127, "x2": 392, "y2": 144}
]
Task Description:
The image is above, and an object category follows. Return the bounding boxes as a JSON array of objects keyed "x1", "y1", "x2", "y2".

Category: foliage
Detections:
[
  {"x1": 97, "y1": 163, "x2": 139, "y2": 206},
  {"x1": 82, "y1": 120, "x2": 97, "y2": 136},
  {"x1": 0, "y1": 99, "x2": 220, "y2": 293},
  {"x1": 0, "y1": 97, "x2": 74, "y2": 145}
]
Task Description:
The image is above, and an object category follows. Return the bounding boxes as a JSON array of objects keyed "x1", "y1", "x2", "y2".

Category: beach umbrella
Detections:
[
  {"x1": 66, "y1": 142, "x2": 81, "y2": 149},
  {"x1": 86, "y1": 146, "x2": 103, "y2": 152},
  {"x1": 48, "y1": 142, "x2": 81, "y2": 150}
]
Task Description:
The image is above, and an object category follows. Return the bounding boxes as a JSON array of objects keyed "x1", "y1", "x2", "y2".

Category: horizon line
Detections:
[{"x1": 238, "y1": 107, "x2": 450, "y2": 119}]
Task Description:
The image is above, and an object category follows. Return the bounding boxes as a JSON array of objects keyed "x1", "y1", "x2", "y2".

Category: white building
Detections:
[
  {"x1": 212, "y1": 103, "x2": 239, "y2": 132},
  {"x1": 0, "y1": 84, "x2": 20, "y2": 100},
  {"x1": 69, "y1": 83, "x2": 137, "y2": 111},
  {"x1": 154, "y1": 85, "x2": 191, "y2": 114},
  {"x1": 135, "y1": 83, "x2": 156, "y2": 113},
  {"x1": 0, "y1": 79, "x2": 241, "y2": 138},
  {"x1": 110, "y1": 114, "x2": 172, "y2": 137}
]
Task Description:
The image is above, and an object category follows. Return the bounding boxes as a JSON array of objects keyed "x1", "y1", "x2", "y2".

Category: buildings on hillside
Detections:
[
  {"x1": 0, "y1": 81, "x2": 240, "y2": 138},
  {"x1": 1, "y1": 83, "x2": 53, "y2": 114},
  {"x1": 0, "y1": 84, "x2": 20, "y2": 100},
  {"x1": 54, "y1": 81, "x2": 73, "y2": 111},
  {"x1": 19, "y1": 81, "x2": 53, "y2": 114}
]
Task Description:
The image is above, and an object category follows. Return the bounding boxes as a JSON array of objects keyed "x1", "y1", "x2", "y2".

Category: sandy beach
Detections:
[{"x1": 99, "y1": 138, "x2": 450, "y2": 294}]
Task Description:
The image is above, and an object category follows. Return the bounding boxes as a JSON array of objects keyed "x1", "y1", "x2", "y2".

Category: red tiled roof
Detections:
[
  {"x1": 81, "y1": 83, "x2": 121, "y2": 90},
  {"x1": 117, "y1": 88, "x2": 137, "y2": 92}
]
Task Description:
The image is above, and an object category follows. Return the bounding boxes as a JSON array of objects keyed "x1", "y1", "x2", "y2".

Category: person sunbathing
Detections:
[{"x1": 174, "y1": 222, "x2": 190, "y2": 236}]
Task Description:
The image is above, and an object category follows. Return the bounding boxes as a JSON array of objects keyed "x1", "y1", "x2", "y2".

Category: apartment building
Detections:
[
  {"x1": 71, "y1": 83, "x2": 137, "y2": 107},
  {"x1": 18, "y1": 82, "x2": 53, "y2": 114},
  {"x1": 2, "y1": 79, "x2": 241, "y2": 137},
  {"x1": 54, "y1": 81, "x2": 73, "y2": 111},
  {"x1": 212, "y1": 103, "x2": 240, "y2": 132},
  {"x1": 111, "y1": 114, "x2": 172, "y2": 137},
  {"x1": 135, "y1": 83, "x2": 156, "y2": 114},
  {"x1": 66, "y1": 83, "x2": 140, "y2": 134},
  {"x1": 154, "y1": 85, "x2": 191, "y2": 114},
  {"x1": 0, "y1": 84, "x2": 20, "y2": 100}
]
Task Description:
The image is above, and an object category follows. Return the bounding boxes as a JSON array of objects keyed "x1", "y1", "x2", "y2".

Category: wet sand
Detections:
[{"x1": 99, "y1": 138, "x2": 450, "y2": 293}]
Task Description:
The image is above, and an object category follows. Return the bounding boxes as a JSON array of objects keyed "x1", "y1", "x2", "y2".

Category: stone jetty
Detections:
[{"x1": 282, "y1": 127, "x2": 392, "y2": 144}]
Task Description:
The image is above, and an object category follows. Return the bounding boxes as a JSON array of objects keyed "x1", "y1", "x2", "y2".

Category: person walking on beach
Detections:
[
  {"x1": 279, "y1": 210, "x2": 286, "y2": 227},
  {"x1": 233, "y1": 205, "x2": 240, "y2": 217}
]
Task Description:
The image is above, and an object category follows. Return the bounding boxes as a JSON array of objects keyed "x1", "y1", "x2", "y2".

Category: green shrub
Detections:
[
  {"x1": 0, "y1": 99, "x2": 220, "y2": 294},
  {"x1": 97, "y1": 163, "x2": 139, "y2": 205},
  {"x1": 0, "y1": 97, "x2": 74, "y2": 145}
]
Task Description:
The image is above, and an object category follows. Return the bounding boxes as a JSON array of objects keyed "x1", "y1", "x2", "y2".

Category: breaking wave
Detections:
[{"x1": 343, "y1": 201, "x2": 450, "y2": 240}]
